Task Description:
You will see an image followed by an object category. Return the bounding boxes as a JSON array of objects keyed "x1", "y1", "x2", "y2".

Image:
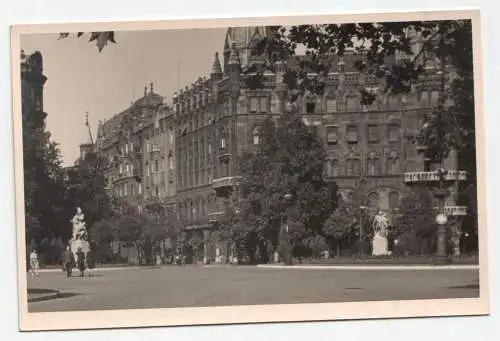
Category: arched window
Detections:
[
  {"x1": 367, "y1": 152, "x2": 379, "y2": 176},
  {"x1": 326, "y1": 97, "x2": 337, "y2": 113},
  {"x1": 352, "y1": 158, "x2": 361, "y2": 176},
  {"x1": 345, "y1": 94, "x2": 358, "y2": 111},
  {"x1": 192, "y1": 201, "x2": 197, "y2": 220},
  {"x1": 304, "y1": 92, "x2": 316, "y2": 114},
  {"x1": 169, "y1": 128, "x2": 174, "y2": 144},
  {"x1": 252, "y1": 127, "x2": 261, "y2": 145},
  {"x1": 388, "y1": 151, "x2": 400, "y2": 174},
  {"x1": 346, "y1": 159, "x2": 353, "y2": 176},
  {"x1": 168, "y1": 154, "x2": 174, "y2": 170},
  {"x1": 331, "y1": 159, "x2": 340, "y2": 177},
  {"x1": 420, "y1": 91, "x2": 430, "y2": 105},
  {"x1": 389, "y1": 191, "x2": 400, "y2": 210},
  {"x1": 367, "y1": 192, "x2": 379, "y2": 209}
]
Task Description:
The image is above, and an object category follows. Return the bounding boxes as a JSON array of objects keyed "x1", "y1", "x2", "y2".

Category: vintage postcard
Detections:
[{"x1": 11, "y1": 9, "x2": 489, "y2": 331}]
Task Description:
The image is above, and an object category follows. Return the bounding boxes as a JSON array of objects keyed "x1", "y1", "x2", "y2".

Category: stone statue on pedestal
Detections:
[
  {"x1": 69, "y1": 207, "x2": 90, "y2": 263},
  {"x1": 372, "y1": 211, "x2": 390, "y2": 256}
]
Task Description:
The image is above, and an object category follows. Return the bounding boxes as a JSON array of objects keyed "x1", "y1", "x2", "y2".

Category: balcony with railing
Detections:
[
  {"x1": 212, "y1": 175, "x2": 241, "y2": 190},
  {"x1": 208, "y1": 211, "x2": 226, "y2": 223},
  {"x1": 404, "y1": 170, "x2": 468, "y2": 184},
  {"x1": 443, "y1": 206, "x2": 468, "y2": 216}
]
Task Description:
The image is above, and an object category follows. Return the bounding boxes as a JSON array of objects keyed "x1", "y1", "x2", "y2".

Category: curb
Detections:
[
  {"x1": 256, "y1": 264, "x2": 480, "y2": 271},
  {"x1": 35, "y1": 267, "x2": 141, "y2": 273},
  {"x1": 28, "y1": 291, "x2": 61, "y2": 303}
]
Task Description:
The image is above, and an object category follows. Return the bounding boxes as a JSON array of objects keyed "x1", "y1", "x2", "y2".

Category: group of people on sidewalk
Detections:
[{"x1": 29, "y1": 245, "x2": 95, "y2": 278}]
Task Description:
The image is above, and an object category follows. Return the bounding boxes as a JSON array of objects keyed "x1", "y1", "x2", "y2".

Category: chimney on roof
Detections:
[
  {"x1": 150, "y1": 82, "x2": 154, "y2": 93},
  {"x1": 144, "y1": 86, "x2": 147, "y2": 97}
]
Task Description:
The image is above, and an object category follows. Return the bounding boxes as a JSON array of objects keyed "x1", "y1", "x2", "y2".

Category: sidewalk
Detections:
[
  {"x1": 257, "y1": 264, "x2": 479, "y2": 270},
  {"x1": 32, "y1": 262, "x2": 479, "y2": 273}
]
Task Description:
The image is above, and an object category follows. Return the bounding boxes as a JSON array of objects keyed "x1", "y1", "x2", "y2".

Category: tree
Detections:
[
  {"x1": 239, "y1": 112, "x2": 339, "y2": 263},
  {"x1": 22, "y1": 62, "x2": 68, "y2": 249},
  {"x1": 323, "y1": 201, "x2": 358, "y2": 257},
  {"x1": 392, "y1": 187, "x2": 437, "y2": 255},
  {"x1": 116, "y1": 212, "x2": 145, "y2": 264},
  {"x1": 64, "y1": 151, "x2": 114, "y2": 242}
]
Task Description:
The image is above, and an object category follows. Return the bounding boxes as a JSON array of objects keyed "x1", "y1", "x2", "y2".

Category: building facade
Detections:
[
  {"x1": 20, "y1": 49, "x2": 48, "y2": 247},
  {"x1": 90, "y1": 26, "x2": 460, "y2": 263}
]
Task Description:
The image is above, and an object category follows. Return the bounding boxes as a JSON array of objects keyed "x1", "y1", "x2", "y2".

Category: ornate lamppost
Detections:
[
  {"x1": 358, "y1": 205, "x2": 368, "y2": 260},
  {"x1": 282, "y1": 192, "x2": 294, "y2": 265}
]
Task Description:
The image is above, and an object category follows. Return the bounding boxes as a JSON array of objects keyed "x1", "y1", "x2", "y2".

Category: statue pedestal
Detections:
[
  {"x1": 372, "y1": 233, "x2": 389, "y2": 256},
  {"x1": 70, "y1": 239, "x2": 89, "y2": 263}
]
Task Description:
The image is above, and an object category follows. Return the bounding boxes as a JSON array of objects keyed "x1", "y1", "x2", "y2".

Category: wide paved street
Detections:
[{"x1": 27, "y1": 266, "x2": 480, "y2": 312}]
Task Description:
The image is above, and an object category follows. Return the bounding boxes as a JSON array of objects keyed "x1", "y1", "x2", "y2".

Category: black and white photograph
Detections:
[{"x1": 11, "y1": 10, "x2": 489, "y2": 331}]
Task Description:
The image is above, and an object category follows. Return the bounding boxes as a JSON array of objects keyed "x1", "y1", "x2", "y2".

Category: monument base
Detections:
[
  {"x1": 70, "y1": 239, "x2": 89, "y2": 263},
  {"x1": 372, "y1": 233, "x2": 389, "y2": 256}
]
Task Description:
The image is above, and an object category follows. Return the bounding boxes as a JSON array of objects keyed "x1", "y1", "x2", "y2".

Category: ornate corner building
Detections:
[
  {"x1": 84, "y1": 26, "x2": 462, "y2": 264},
  {"x1": 20, "y1": 50, "x2": 48, "y2": 241}
]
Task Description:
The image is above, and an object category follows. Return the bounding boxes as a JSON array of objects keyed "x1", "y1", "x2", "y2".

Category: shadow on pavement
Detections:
[
  {"x1": 28, "y1": 288, "x2": 80, "y2": 303},
  {"x1": 28, "y1": 288, "x2": 58, "y2": 295},
  {"x1": 448, "y1": 283, "x2": 480, "y2": 290}
]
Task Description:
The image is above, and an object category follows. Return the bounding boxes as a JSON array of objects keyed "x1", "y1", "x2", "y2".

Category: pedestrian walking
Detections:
[
  {"x1": 62, "y1": 246, "x2": 75, "y2": 278},
  {"x1": 29, "y1": 249, "x2": 40, "y2": 278},
  {"x1": 86, "y1": 247, "x2": 95, "y2": 277},
  {"x1": 76, "y1": 247, "x2": 86, "y2": 277}
]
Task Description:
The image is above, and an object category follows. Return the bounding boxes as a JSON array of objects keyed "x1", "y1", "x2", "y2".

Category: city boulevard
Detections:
[{"x1": 27, "y1": 265, "x2": 479, "y2": 312}]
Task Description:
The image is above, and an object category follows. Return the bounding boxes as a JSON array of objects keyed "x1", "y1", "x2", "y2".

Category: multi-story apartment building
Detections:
[
  {"x1": 95, "y1": 84, "x2": 164, "y2": 206},
  {"x1": 90, "y1": 26, "x2": 462, "y2": 264}
]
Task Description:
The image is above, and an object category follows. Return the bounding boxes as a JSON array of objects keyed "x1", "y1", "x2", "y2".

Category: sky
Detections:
[{"x1": 20, "y1": 28, "x2": 227, "y2": 166}]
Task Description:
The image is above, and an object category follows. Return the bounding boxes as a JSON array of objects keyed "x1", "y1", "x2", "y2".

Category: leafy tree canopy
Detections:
[{"x1": 238, "y1": 110, "x2": 339, "y2": 249}]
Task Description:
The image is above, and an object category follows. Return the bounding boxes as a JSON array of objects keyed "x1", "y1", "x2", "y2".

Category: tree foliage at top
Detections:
[
  {"x1": 238, "y1": 111, "x2": 339, "y2": 256},
  {"x1": 58, "y1": 32, "x2": 116, "y2": 52},
  {"x1": 249, "y1": 20, "x2": 475, "y2": 163}
]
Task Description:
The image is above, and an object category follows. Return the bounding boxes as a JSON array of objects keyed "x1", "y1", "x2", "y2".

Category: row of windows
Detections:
[
  {"x1": 249, "y1": 96, "x2": 269, "y2": 113},
  {"x1": 116, "y1": 182, "x2": 142, "y2": 197},
  {"x1": 144, "y1": 155, "x2": 175, "y2": 176},
  {"x1": 325, "y1": 156, "x2": 401, "y2": 177},
  {"x1": 118, "y1": 182, "x2": 173, "y2": 200},
  {"x1": 177, "y1": 165, "x2": 215, "y2": 190},
  {"x1": 341, "y1": 190, "x2": 401, "y2": 211},
  {"x1": 175, "y1": 88, "x2": 212, "y2": 114},
  {"x1": 302, "y1": 89, "x2": 441, "y2": 114},
  {"x1": 177, "y1": 196, "x2": 221, "y2": 222},
  {"x1": 118, "y1": 163, "x2": 135, "y2": 177},
  {"x1": 325, "y1": 124, "x2": 401, "y2": 145}
]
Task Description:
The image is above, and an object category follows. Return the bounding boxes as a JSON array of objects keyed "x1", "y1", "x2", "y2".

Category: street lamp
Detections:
[
  {"x1": 358, "y1": 205, "x2": 368, "y2": 260},
  {"x1": 282, "y1": 192, "x2": 293, "y2": 265}
]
